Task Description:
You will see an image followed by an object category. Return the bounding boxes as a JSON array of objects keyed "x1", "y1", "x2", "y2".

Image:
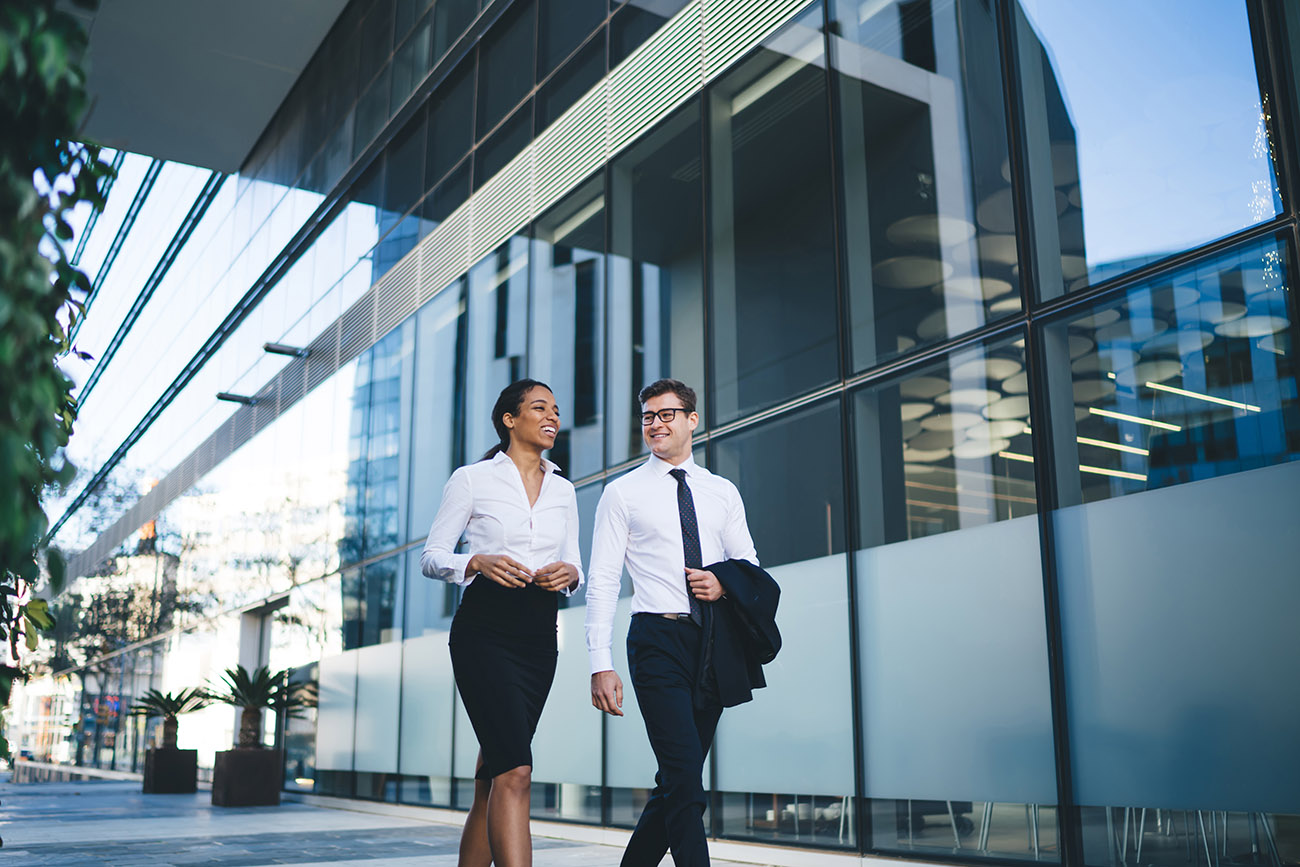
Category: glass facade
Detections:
[{"x1": 24, "y1": 2, "x2": 1300, "y2": 867}]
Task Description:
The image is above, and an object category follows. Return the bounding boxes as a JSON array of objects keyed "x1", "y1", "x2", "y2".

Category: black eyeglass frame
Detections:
[{"x1": 639, "y1": 407, "x2": 692, "y2": 425}]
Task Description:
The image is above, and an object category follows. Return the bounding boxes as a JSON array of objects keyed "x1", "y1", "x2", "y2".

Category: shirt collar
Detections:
[
  {"x1": 491, "y1": 450, "x2": 559, "y2": 475},
  {"x1": 648, "y1": 453, "x2": 699, "y2": 478}
]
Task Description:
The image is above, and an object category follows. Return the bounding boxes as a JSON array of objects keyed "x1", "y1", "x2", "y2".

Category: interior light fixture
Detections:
[
  {"x1": 549, "y1": 195, "x2": 605, "y2": 243},
  {"x1": 1089, "y1": 407, "x2": 1181, "y2": 431},
  {"x1": 1079, "y1": 464, "x2": 1146, "y2": 481},
  {"x1": 1076, "y1": 436, "x2": 1149, "y2": 456},
  {"x1": 997, "y1": 451, "x2": 1034, "y2": 463},
  {"x1": 216, "y1": 392, "x2": 257, "y2": 405},
  {"x1": 1143, "y1": 381, "x2": 1260, "y2": 412},
  {"x1": 263, "y1": 342, "x2": 310, "y2": 358}
]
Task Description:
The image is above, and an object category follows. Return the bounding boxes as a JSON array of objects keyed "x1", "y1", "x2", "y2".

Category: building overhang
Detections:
[{"x1": 64, "y1": 0, "x2": 349, "y2": 173}]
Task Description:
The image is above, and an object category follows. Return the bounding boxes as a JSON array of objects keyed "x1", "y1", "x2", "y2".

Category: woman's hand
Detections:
[
  {"x1": 467, "y1": 554, "x2": 533, "y2": 588},
  {"x1": 533, "y1": 561, "x2": 579, "y2": 592}
]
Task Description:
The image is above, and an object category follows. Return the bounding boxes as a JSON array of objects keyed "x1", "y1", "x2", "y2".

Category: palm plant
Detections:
[
  {"x1": 207, "y1": 665, "x2": 315, "y2": 749},
  {"x1": 130, "y1": 688, "x2": 210, "y2": 750}
]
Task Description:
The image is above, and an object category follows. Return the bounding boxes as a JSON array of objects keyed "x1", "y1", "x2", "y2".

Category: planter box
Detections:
[
  {"x1": 211, "y1": 748, "x2": 283, "y2": 807},
  {"x1": 143, "y1": 748, "x2": 197, "y2": 794}
]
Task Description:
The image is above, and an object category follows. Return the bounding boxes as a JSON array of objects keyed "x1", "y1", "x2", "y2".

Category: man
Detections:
[{"x1": 585, "y1": 378, "x2": 759, "y2": 867}]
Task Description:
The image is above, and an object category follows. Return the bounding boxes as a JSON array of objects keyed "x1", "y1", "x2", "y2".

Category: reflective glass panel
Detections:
[
  {"x1": 474, "y1": 102, "x2": 532, "y2": 189},
  {"x1": 1048, "y1": 237, "x2": 1300, "y2": 865},
  {"x1": 852, "y1": 337, "x2": 1056, "y2": 860},
  {"x1": 610, "y1": 0, "x2": 689, "y2": 68},
  {"x1": 427, "y1": 61, "x2": 475, "y2": 187},
  {"x1": 830, "y1": 0, "x2": 1019, "y2": 371},
  {"x1": 531, "y1": 177, "x2": 605, "y2": 479},
  {"x1": 607, "y1": 101, "x2": 706, "y2": 466},
  {"x1": 707, "y1": 4, "x2": 838, "y2": 424},
  {"x1": 1013, "y1": 0, "x2": 1280, "y2": 299},
  {"x1": 476, "y1": 0, "x2": 536, "y2": 139},
  {"x1": 537, "y1": 36, "x2": 604, "y2": 133},
  {"x1": 538, "y1": 0, "x2": 605, "y2": 80},
  {"x1": 466, "y1": 237, "x2": 531, "y2": 459},
  {"x1": 432, "y1": 0, "x2": 477, "y2": 64}
]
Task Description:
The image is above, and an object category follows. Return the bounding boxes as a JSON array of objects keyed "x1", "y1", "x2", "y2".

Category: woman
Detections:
[{"x1": 421, "y1": 379, "x2": 582, "y2": 867}]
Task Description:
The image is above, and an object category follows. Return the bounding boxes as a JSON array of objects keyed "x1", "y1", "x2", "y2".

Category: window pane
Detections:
[
  {"x1": 607, "y1": 101, "x2": 705, "y2": 466},
  {"x1": 711, "y1": 400, "x2": 854, "y2": 847},
  {"x1": 1013, "y1": 1, "x2": 1280, "y2": 299},
  {"x1": 391, "y1": 13, "x2": 431, "y2": 110},
  {"x1": 466, "y1": 236, "x2": 530, "y2": 459},
  {"x1": 537, "y1": 35, "x2": 604, "y2": 133},
  {"x1": 385, "y1": 113, "x2": 426, "y2": 220},
  {"x1": 538, "y1": 0, "x2": 605, "y2": 80},
  {"x1": 354, "y1": 67, "x2": 392, "y2": 158},
  {"x1": 707, "y1": 4, "x2": 838, "y2": 424},
  {"x1": 531, "y1": 177, "x2": 605, "y2": 479},
  {"x1": 610, "y1": 0, "x2": 689, "y2": 68},
  {"x1": 1048, "y1": 236, "x2": 1300, "y2": 864},
  {"x1": 421, "y1": 158, "x2": 471, "y2": 237},
  {"x1": 474, "y1": 103, "x2": 532, "y2": 189},
  {"x1": 361, "y1": 322, "x2": 415, "y2": 559},
  {"x1": 476, "y1": 0, "x2": 536, "y2": 139},
  {"x1": 830, "y1": 0, "x2": 1019, "y2": 371},
  {"x1": 852, "y1": 337, "x2": 1056, "y2": 860},
  {"x1": 427, "y1": 61, "x2": 475, "y2": 187},
  {"x1": 433, "y1": 0, "x2": 477, "y2": 64}
]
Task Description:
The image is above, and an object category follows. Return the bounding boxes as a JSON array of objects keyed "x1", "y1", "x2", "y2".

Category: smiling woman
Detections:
[{"x1": 419, "y1": 378, "x2": 584, "y2": 867}]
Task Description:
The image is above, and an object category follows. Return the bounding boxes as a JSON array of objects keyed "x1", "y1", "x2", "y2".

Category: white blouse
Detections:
[{"x1": 420, "y1": 452, "x2": 584, "y2": 594}]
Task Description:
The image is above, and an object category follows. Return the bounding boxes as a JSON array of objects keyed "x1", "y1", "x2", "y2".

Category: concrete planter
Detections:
[
  {"x1": 211, "y1": 748, "x2": 283, "y2": 807},
  {"x1": 142, "y1": 748, "x2": 198, "y2": 794}
]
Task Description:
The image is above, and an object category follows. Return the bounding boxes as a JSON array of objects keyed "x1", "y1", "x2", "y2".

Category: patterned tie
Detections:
[{"x1": 669, "y1": 468, "x2": 704, "y2": 625}]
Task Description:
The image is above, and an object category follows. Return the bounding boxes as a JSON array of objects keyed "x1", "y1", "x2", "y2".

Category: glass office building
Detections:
[{"x1": 21, "y1": 0, "x2": 1300, "y2": 864}]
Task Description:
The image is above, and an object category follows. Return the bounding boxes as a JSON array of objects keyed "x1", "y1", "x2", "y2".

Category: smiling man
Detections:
[{"x1": 584, "y1": 378, "x2": 759, "y2": 867}]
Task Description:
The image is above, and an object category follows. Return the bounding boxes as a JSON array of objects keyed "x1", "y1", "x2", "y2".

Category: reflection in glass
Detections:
[
  {"x1": 531, "y1": 178, "x2": 605, "y2": 478},
  {"x1": 708, "y1": 4, "x2": 838, "y2": 424},
  {"x1": 830, "y1": 0, "x2": 1019, "y2": 370},
  {"x1": 537, "y1": 0, "x2": 605, "y2": 80},
  {"x1": 476, "y1": 0, "x2": 536, "y2": 139},
  {"x1": 537, "y1": 36, "x2": 605, "y2": 133},
  {"x1": 1013, "y1": 1, "x2": 1280, "y2": 298},
  {"x1": 853, "y1": 337, "x2": 1056, "y2": 861},
  {"x1": 610, "y1": 0, "x2": 690, "y2": 68},
  {"x1": 607, "y1": 101, "x2": 705, "y2": 466},
  {"x1": 474, "y1": 103, "x2": 532, "y2": 188},
  {"x1": 1041, "y1": 236, "x2": 1299, "y2": 506},
  {"x1": 467, "y1": 237, "x2": 530, "y2": 459},
  {"x1": 427, "y1": 62, "x2": 475, "y2": 187}
]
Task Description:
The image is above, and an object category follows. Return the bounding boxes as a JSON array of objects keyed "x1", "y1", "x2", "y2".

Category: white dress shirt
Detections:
[
  {"x1": 584, "y1": 454, "x2": 758, "y2": 674},
  {"x1": 421, "y1": 451, "x2": 584, "y2": 594}
]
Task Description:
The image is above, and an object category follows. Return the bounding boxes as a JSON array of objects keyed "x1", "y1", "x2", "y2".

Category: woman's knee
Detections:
[{"x1": 493, "y1": 764, "x2": 532, "y2": 793}]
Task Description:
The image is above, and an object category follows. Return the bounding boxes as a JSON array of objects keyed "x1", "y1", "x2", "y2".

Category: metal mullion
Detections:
[{"x1": 994, "y1": 0, "x2": 1080, "y2": 863}]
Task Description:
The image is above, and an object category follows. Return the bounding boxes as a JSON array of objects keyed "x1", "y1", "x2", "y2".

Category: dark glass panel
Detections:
[
  {"x1": 474, "y1": 103, "x2": 532, "y2": 189},
  {"x1": 432, "y1": 0, "x2": 478, "y2": 63},
  {"x1": 610, "y1": 0, "x2": 689, "y2": 67},
  {"x1": 531, "y1": 177, "x2": 606, "y2": 479},
  {"x1": 607, "y1": 101, "x2": 705, "y2": 466},
  {"x1": 476, "y1": 0, "x2": 536, "y2": 139},
  {"x1": 537, "y1": 0, "x2": 605, "y2": 80},
  {"x1": 384, "y1": 112, "x2": 426, "y2": 220},
  {"x1": 427, "y1": 61, "x2": 475, "y2": 186},
  {"x1": 422, "y1": 158, "x2": 471, "y2": 237},
  {"x1": 359, "y1": 0, "x2": 396, "y2": 87},
  {"x1": 391, "y1": 13, "x2": 432, "y2": 110},
  {"x1": 354, "y1": 67, "x2": 392, "y2": 158},
  {"x1": 707, "y1": 4, "x2": 837, "y2": 424},
  {"x1": 830, "y1": 0, "x2": 1019, "y2": 372},
  {"x1": 537, "y1": 34, "x2": 604, "y2": 134}
]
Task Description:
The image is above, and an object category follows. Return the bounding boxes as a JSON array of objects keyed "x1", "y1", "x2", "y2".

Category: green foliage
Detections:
[
  {"x1": 207, "y1": 665, "x2": 316, "y2": 716},
  {"x1": 129, "y1": 687, "x2": 210, "y2": 721},
  {"x1": 0, "y1": 0, "x2": 112, "y2": 758}
]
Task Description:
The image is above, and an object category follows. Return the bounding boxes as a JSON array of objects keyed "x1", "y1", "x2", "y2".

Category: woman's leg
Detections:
[
  {"x1": 486, "y1": 764, "x2": 533, "y2": 867},
  {"x1": 458, "y1": 751, "x2": 493, "y2": 867}
]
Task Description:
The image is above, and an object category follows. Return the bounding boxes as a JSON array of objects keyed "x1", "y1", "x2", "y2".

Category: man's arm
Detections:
[
  {"x1": 721, "y1": 481, "x2": 759, "y2": 565},
  {"x1": 585, "y1": 485, "x2": 628, "y2": 716}
]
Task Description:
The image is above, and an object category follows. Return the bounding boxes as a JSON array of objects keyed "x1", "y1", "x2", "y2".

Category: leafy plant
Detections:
[
  {"x1": 129, "y1": 688, "x2": 210, "y2": 750},
  {"x1": 206, "y1": 665, "x2": 315, "y2": 749},
  {"x1": 0, "y1": 0, "x2": 113, "y2": 759}
]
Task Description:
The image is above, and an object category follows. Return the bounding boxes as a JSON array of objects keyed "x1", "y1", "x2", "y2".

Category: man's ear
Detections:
[{"x1": 687, "y1": 412, "x2": 699, "y2": 432}]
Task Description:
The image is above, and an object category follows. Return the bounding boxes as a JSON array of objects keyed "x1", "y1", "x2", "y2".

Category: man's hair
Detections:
[{"x1": 638, "y1": 378, "x2": 697, "y2": 414}]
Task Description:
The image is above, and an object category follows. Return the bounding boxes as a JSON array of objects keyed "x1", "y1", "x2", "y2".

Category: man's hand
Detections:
[
  {"x1": 534, "y1": 561, "x2": 579, "y2": 592},
  {"x1": 468, "y1": 554, "x2": 533, "y2": 588},
  {"x1": 591, "y1": 670, "x2": 624, "y2": 716},
  {"x1": 686, "y1": 568, "x2": 725, "y2": 602}
]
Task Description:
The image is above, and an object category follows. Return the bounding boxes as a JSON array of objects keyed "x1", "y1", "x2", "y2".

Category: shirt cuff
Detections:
[
  {"x1": 589, "y1": 649, "x2": 614, "y2": 675},
  {"x1": 433, "y1": 552, "x2": 474, "y2": 584}
]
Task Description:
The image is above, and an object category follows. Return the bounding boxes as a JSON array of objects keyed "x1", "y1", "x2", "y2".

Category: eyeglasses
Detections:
[{"x1": 641, "y1": 407, "x2": 691, "y2": 426}]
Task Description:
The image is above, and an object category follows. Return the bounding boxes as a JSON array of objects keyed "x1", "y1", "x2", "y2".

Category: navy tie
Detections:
[{"x1": 669, "y1": 468, "x2": 704, "y2": 625}]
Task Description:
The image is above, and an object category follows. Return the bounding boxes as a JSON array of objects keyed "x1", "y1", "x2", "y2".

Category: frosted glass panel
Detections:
[
  {"x1": 857, "y1": 515, "x2": 1056, "y2": 804},
  {"x1": 353, "y1": 642, "x2": 402, "y2": 773},
  {"x1": 715, "y1": 554, "x2": 853, "y2": 795},
  {"x1": 317, "y1": 651, "x2": 358, "y2": 771},
  {"x1": 398, "y1": 632, "x2": 455, "y2": 777},
  {"x1": 1056, "y1": 461, "x2": 1300, "y2": 813},
  {"x1": 531, "y1": 605, "x2": 601, "y2": 785}
]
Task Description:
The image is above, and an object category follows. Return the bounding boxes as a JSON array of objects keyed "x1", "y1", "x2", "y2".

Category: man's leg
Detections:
[{"x1": 622, "y1": 616, "x2": 720, "y2": 867}]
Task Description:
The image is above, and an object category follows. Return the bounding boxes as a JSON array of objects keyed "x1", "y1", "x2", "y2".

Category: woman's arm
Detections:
[{"x1": 420, "y1": 469, "x2": 476, "y2": 583}]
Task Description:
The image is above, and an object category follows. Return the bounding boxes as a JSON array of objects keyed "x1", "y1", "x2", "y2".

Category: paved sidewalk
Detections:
[{"x1": 0, "y1": 777, "x2": 797, "y2": 867}]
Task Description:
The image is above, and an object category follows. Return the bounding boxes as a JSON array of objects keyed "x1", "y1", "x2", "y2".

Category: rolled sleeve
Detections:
[
  {"x1": 561, "y1": 486, "x2": 585, "y2": 596},
  {"x1": 420, "y1": 469, "x2": 476, "y2": 584},
  {"x1": 584, "y1": 485, "x2": 628, "y2": 674},
  {"x1": 721, "y1": 481, "x2": 759, "y2": 566}
]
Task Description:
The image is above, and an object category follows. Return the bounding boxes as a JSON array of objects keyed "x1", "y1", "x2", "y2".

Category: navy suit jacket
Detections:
[{"x1": 696, "y1": 559, "x2": 781, "y2": 708}]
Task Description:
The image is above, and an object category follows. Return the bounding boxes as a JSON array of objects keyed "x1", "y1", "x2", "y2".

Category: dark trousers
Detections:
[{"x1": 623, "y1": 614, "x2": 723, "y2": 867}]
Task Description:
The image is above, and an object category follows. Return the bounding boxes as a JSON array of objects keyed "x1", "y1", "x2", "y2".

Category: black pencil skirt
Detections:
[{"x1": 449, "y1": 577, "x2": 559, "y2": 780}]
